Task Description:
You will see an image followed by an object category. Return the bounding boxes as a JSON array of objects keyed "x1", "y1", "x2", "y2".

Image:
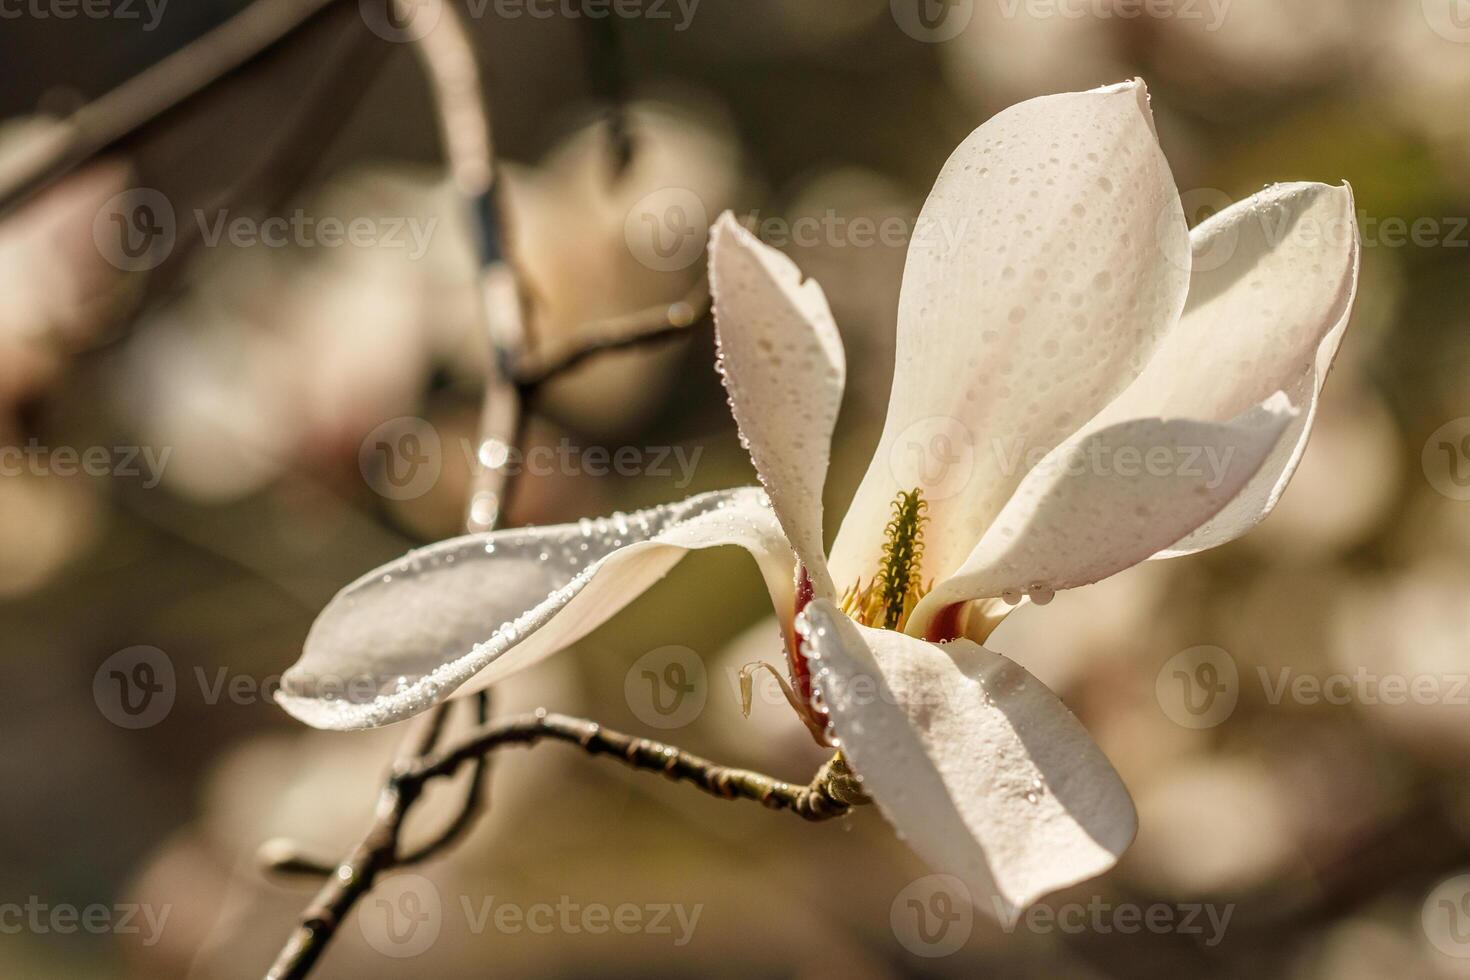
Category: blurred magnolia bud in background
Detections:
[
  {"x1": 113, "y1": 168, "x2": 474, "y2": 502},
  {"x1": 0, "y1": 446, "x2": 101, "y2": 597},
  {"x1": 1332, "y1": 563, "x2": 1470, "y2": 760},
  {"x1": 499, "y1": 95, "x2": 743, "y2": 436},
  {"x1": 0, "y1": 117, "x2": 130, "y2": 411},
  {"x1": 1128, "y1": 756, "x2": 1300, "y2": 896}
]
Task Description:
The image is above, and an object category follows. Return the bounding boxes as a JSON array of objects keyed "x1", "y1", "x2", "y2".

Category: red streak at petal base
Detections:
[
  {"x1": 788, "y1": 565, "x2": 833, "y2": 745},
  {"x1": 924, "y1": 602, "x2": 964, "y2": 644}
]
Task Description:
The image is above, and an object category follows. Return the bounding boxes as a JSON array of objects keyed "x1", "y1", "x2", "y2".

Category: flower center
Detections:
[{"x1": 839, "y1": 488, "x2": 932, "y2": 632}]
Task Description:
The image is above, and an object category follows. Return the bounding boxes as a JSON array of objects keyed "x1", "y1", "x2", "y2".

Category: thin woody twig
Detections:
[
  {"x1": 255, "y1": 693, "x2": 488, "y2": 881},
  {"x1": 577, "y1": 14, "x2": 634, "y2": 176},
  {"x1": 513, "y1": 282, "x2": 709, "y2": 388},
  {"x1": 0, "y1": 0, "x2": 347, "y2": 215},
  {"x1": 392, "y1": 691, "x2": 491, "y2": 866},
  {"x1": 263, "y1": 3, "x2": 733, "y2": 976},
  {"x1": 413, "y1": 713, "x2": 870, "y2": 820},
  {"x1": 266, "y1": 5, "x2": 514, "y2": 976},
  {"x1": 265, "y1": 716, "x2": 867, "y2": 978}
]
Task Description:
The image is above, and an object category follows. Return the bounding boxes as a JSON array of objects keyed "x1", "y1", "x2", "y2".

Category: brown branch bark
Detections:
[{"x1": 264, "y1": 714, "x2": 867, "y2": 978}]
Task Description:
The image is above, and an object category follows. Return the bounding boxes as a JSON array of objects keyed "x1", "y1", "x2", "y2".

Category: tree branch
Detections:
[
  {"x1": 512, "y1": 282, "x2": 709, "y2": 389},
  {"x1": 264, "y1": 714, "x2": 868, "y2": 978},
  {"x1": 0, "y1": 0, "x2": 347, "y2": 216},
  {"x1": 263, "y1": 3, "x2": 729, "y2": 975},
  {"x1": 414, "y1": 712, "x2": 870, "y2": 820}
]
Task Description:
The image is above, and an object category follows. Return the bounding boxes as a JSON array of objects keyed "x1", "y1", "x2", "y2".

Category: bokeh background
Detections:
[{"x1": 2, "y1": 0, "x2": 1470, "y2": 976}]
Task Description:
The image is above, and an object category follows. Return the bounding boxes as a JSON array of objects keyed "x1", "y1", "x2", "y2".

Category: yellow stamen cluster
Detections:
[{"x1": 840, "y1": 489, "x2": 933, "y2": 632}]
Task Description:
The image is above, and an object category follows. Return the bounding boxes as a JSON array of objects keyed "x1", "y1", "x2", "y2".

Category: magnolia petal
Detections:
[
  {"x1": 830, "y1": 79, "x2": 1190, "y2": 592},
  {"x1": 799, "y1": 600, "x2": 1136, "y2": 919},
  {"x1": 710, "y1": 212, "x2": 846, "y2": 598},
  {"x1": 277, "y1": 488, "x2": 794, "y2": 731},
  {"x1": 1106, "y1": 182, "x2": 1360, "y2": 557},
  {"x1": 908, "y1": 401, "x2": 1295, "y2": 636}
]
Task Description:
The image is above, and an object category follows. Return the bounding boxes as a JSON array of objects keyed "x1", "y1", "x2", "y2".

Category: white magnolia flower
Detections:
[{"x1": 277, "y1": 79, "x2": 1359, "y2": 917}]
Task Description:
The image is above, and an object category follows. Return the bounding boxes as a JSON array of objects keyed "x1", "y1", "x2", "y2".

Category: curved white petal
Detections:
[
  {"x1": 277, "y1": 488, "x2": 794, "y2": 731},
  {"x1": 830, "y1": 79, "x2": 1190, "y2": 592},
  {"x1": 908, "y1": 400, "x2": 1296, "y2": 637},
  {"x1": 1107, "y1": 182, "x2": 1359, "y2": 556},
  {"x1": 799, "y1": 600, "x2": 1135, "y2": 919},
  {"x1": 710, "y1": 212, "x2": 845, "y2": 598}
]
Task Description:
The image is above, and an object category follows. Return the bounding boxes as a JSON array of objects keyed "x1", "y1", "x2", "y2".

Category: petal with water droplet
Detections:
[
  {"x1": 799, "y1": 600, "x2": 1135, "y2": 919},
  {"x1": 277, "y1": 488, "x2": 794, "y2": 730},
  {"x1": 709, "y1": 212, "x2": 845, "y2": 598},
  {"x1": 1098, "y1": 182, "x2": 1359, "y2": 557},
  {"x1": 829, "y1": 79, "x2": 1191, "y2": 591},
  {"x1": 908, "y1": 399, "x2": 1296, "y2": 637}
]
